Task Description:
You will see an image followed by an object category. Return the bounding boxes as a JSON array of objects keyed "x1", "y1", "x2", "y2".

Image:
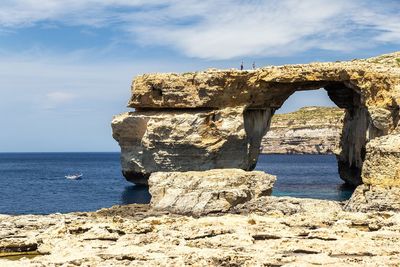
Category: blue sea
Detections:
[
  {"x1": 255, "y1": 154, "x2": 354, "y2": 201},
  {"x1": 0, "y1": 153, "x2": 353, "y2": 215}
]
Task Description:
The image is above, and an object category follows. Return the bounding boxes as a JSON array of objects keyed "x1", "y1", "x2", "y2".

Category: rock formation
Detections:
[
  {"x1": 3, "y1": 199, "x2": 400, "y2": 266},
  {"x1": 112, "y1": 107, "x2": 263, "y2": 183},
  {"x1": 149, "y1": 169, "x2": 276, "y2": 216},
  {"x1": 345, "y1": 133, "x2": 400, "y2": 211},
  {"x1": 261, "y1": 106, "x2": 344, "y2": 154},
  {"x1": 112, "y1": 52, "x2": 400, "y2": 210}
]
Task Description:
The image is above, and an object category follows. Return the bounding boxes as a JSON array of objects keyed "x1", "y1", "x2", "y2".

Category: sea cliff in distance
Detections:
[{"x1": 261, "y1": 106, "x2": 344, "y2": 154}]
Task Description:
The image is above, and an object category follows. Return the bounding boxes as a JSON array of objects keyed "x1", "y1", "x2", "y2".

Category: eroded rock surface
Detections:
[
  {"x1": 345, "y1": 185, "x2": 400, "y2": 212},
  {"x1": 149, "y1": 169, "x2": 276, "y2": 215},
  {"x1": 361, "y1": 133, "x2": 400, "y2": 186},
  {"x1": 343, "y1": 133, "x2": 400, "y2": 212},
  {"x1": 112, "y1": 108, "x2": 272, "y2": 183},
  {"x1": 128, "y1": 56, "x2": 400, "y2": 110},
  {"x1": 112, "y1": 52, "x2": 400, "y2": 209},
  {"x1": 2, "y1": 199, "x2": 400, "y2": 266}
]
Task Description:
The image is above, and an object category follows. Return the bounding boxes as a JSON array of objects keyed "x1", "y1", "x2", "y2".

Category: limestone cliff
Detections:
[
  {"x1": 112, "y1": 51, "x2": 400, "y2": 210},
  {"x1": 112, "y1": 107, "x2": 270, "y2": 182},
  {"x1": 261, "y1": 106, "x2": 344, "y2": 154}
]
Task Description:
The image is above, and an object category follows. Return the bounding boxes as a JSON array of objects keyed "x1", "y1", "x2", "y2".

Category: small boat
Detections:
[{"x1": 65, "y1": 174, "x2": 83, "y2": 180}]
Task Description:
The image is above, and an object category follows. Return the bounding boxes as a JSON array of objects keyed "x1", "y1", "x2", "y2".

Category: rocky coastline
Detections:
[
  {"x1": 2, "y1": 52, "x2": 400, "y2": 266},
  {"x1": 2, "y1": 196, "x2": 400, "y2": 266},
  {"x1": 1, "y1": 168, "x2": 399, "y2": 266}
]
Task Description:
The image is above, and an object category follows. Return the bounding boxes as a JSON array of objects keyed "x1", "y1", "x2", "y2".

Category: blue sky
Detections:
[{"x1": 0, "y1": 0, "x2": 399, "y2": 152}]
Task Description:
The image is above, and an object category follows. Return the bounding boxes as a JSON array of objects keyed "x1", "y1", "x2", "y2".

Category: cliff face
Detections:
[
  {"x1": 112, "y1": 107, "x2": 270, "y2": 181},
  {"x1": 261, "y1": 106, "x2": 344, "y2": 154},
  {"x1": 112, "y1": 51, "x2": 400, "y2": 210}
]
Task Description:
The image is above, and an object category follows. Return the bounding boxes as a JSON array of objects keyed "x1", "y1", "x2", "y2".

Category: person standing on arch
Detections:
[
  {"x1": 240, "y1": 61, "x2": 244, "y2": 70},
  {"x1": 252, "y1": 62, "x2": 256, "y2": 70}
]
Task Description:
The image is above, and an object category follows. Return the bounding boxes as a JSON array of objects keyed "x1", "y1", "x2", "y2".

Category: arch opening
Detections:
[
  {"x1": 257, "y1": 89, "x2": 353, "y2": 200},
  {"x1": 244, "y1": 81, "x2": 373, "y2": 200}
]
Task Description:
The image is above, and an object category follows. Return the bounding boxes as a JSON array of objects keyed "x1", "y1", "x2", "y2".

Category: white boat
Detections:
[{"x1": 65, "y1": 174, "x2": 83, "y2": 180}]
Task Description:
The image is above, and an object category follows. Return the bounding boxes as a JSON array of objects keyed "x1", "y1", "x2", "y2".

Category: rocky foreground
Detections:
[
  {"x1": 2, "y1": 169, "x2": 400, "y2": 266},
  {"x1": 2, "y1": 198, "x2": 400, "y2": 266}
]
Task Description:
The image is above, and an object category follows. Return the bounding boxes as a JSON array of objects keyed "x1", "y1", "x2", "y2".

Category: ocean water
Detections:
[
  {"x1": 0, "y1": 153, "x2": 353, "y2": 215},
  {"x1": 256, "y1": 154, "x2": 354, "y2": 201}
]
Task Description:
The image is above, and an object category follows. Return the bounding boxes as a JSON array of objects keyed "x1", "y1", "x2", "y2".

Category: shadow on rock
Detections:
[
  {"x1": 121, "y1": 185, "x2": 151, "y2": 205},
  {"x1": 336, "y1": 183, "x2": 355, "y2": 201}
]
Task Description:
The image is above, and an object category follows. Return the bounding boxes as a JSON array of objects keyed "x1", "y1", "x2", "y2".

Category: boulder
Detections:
[
  {"x1": 148, "y1": 169, "x2": 276, "y2": 215},
  {"x1": 344, "y1": 133, "x2": 400, "y2": 211},
  {"x1": 361, "y1": 133, "x2": 400, "y2": 186},
  {"x1": 345, "y1": 185, "x2": 400, "y2": 212}
]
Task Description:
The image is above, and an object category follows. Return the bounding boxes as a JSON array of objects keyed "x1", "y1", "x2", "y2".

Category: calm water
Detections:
[
  {"x1": 0, "y1": 153, "x2": 353, "y2": 215},
  {"x1": 256, "y1": 154, "x2": 354, "y2": 201}
]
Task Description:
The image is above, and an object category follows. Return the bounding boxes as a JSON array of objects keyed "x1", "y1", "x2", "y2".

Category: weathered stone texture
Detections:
[
  {"x1": 344, "y1": 132, "x2": 400, "y2": 211},
  {"x1": 149, "y1": 169, "x2": 276, "y2": 215},
  {"x1": 112, "y1": 108, "x2": 272, "y2": 184},
  {"x1": 361, "y1": 133, "x2": 400, "y2": 186},
  {"x1": 128, "y1": 62, "x2": 399, "y2": 110},
  {"x1": 3, "y1": 199, "x2": 400, "y2": 266},
  {"x1": 345, "y1": 185, "x2": 400, "y2": 212},
  {"x1": 112, "y1": 52, "x2": 400, "y2": 210}
]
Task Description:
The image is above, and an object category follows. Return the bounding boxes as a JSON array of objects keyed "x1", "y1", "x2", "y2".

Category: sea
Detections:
[{"x1": 0, "y1": 153, "x2": 354, "y2": 215}]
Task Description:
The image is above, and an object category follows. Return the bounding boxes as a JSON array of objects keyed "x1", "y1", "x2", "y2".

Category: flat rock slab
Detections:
[
  {"x1": 2, "y1": 200, "x2": 400, "y2": 266},
  {"x1": 149, "y1": 169, "x2": 276, "y2": 216}
]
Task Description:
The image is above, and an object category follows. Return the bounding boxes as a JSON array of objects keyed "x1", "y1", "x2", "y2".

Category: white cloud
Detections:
[
  {"x1": 0, "y1": 0, "x2": 399, "y2": 59},
  {"x1": 44, "y1": 91, "x2": 76, "y2": 109},
  {"x1": 128, "y1": 0, "x2": 400, "y2": 59}
]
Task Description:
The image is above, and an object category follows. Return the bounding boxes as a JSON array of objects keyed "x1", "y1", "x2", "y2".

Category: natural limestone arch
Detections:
[
  {"x1": 112, "y1": 52, "x2": 400, "y2": 210},
  {"x1": 243, "y1": 81, "x2": 372, "y2": 186}
]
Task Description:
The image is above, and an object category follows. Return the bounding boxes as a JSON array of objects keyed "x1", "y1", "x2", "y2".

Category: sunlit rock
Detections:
[
  {"x1": 148, "y1": 169, "x2": 276, "y2": 216},
  {"x1": 112, "y1": 108, "x2": 272, "y2": 184},
  {"x1": 112, "y1": 52, "x2": 400, "y2": 210},
  {"x1": 4, "y1": 200, "x2": 400, "y2": 265}
]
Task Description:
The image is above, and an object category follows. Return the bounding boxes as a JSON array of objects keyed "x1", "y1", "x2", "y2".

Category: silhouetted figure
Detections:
[
  {"x1": 252, "y1": 62, "x2": 256, "y2": 70},
  {"x1": 240, "y1": 61, "x2": 244, "y2": 70}
]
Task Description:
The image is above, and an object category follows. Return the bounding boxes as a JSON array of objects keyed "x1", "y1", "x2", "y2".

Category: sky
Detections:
[{"x1": 0, "y1": 0, "x2": 399, "y2": 152}]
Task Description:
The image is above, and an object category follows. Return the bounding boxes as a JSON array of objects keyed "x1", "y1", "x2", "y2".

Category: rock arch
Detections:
[
  {"x1": 112, "y1": 52, "x2": 400, "y2": 210},
  {"x1": 243, "y1": 81, "x2": 369, "y2": 186}
]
